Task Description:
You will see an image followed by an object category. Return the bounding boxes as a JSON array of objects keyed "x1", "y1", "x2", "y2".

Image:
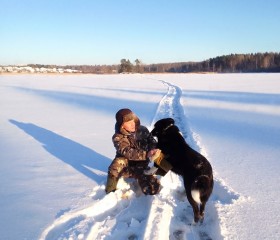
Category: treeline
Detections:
[
  {"x1": 161, "y1": 52, "x2": 280, "y2": 73},
  {"x1": 28, "y1": 52, "x2": 280, "y2": 74}
]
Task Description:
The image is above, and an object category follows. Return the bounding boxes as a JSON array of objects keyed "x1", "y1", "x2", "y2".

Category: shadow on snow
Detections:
[
  {"x1": 183, "y1": 90, "x2": 280, "y2": 106},
  {"x1": 12, "y1": 86, "x2": 160, "y2": 126},
  {"x1": 9, "y1": 119, "x2": 110, "y2": 184}
]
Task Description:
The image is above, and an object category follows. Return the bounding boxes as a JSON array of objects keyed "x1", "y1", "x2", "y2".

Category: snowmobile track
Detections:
[
  {"x1": 148, "y1": 79, "x2": 242, "y2": 240},
  {"x1": 149, "y1": 80, "x2": 212, "y2": 240}
]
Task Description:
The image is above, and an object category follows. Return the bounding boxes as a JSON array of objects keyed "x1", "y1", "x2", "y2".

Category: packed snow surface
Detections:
[{"x1": 1, "y1": 73, "x2": 280, "y2": 240}]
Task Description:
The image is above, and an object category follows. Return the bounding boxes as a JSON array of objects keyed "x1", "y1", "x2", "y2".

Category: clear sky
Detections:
[{"x1": 1, "y1": 0, "x2": 279, "y2": 65}]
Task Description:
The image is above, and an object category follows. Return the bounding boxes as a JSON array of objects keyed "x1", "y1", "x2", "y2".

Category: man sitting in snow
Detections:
[{"x1": 105, "y1": 108, "x2": 172, "y2": 195}]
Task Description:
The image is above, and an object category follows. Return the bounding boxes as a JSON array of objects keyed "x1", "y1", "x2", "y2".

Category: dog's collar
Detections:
[{"x1": 163, "y1": 123, "x2": 173, "y2": 133}]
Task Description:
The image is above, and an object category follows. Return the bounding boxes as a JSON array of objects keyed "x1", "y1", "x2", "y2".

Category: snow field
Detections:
[{"x1": 1, "y1": 73, "x2": 279, "y2": 239}]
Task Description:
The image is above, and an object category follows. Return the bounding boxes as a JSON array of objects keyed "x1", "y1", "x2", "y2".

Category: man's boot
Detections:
[{"x1": 105, "y1": 175, "x2": 118, "y2": 194}]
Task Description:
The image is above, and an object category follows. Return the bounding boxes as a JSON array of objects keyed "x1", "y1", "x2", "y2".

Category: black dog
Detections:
[{"x1": 151, "y1": 118, "x2": 214, "y2": 223}]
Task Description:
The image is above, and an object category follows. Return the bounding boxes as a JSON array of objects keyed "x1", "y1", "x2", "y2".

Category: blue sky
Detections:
[{"x1": 1, "y1": 0, "x2": 279, "y2": 65}]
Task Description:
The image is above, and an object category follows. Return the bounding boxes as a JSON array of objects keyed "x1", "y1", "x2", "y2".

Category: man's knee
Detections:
[{"x1": 108, "y1": 157, "x2": 128, "y2": 178}]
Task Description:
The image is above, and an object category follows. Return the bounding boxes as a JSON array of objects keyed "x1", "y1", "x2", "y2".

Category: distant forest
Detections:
[{"x1": 28, "y1": 52, "x2": 280, "y2": 74}]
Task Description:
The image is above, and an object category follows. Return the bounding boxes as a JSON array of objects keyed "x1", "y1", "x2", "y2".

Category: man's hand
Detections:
[
  {"x1": 148, "y1": 149, "x2": 173, "y2": 173},
  {"x1": 148, "y1": 149, "x2": 162, "y2": 161}
]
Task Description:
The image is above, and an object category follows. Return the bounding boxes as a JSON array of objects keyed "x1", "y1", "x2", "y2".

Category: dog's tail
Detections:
[{"x1": 191, "y1": 175, "x2": 212, "y2": 204}]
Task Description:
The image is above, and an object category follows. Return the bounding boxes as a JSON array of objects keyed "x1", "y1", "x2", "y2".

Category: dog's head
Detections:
[{"x1": 151, "y1": 118, "x2": 175, "y2": 138}]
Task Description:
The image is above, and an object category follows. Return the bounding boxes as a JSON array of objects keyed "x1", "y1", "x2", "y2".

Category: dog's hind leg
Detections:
[
  {"x1": 186, "y1": 192, "x2": 201, "y2": 223},
  {"x1": 199, "y1": 202, "x2": 206, "y2": 223}
]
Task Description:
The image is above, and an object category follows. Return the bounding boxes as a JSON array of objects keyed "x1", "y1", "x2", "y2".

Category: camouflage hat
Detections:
[{"x1": 115, "y1": 108, "x2": 140, "y2": 127}]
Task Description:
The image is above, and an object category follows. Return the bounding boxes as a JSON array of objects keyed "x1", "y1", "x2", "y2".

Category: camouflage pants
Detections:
[{"x1": 108, "y1": 157, "x2": 161, "y2": 195}]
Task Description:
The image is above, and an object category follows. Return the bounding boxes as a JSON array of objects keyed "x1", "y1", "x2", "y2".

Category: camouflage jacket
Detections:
[{"x1": 112, "y1": 125, "x2": 157, "y2": 162}]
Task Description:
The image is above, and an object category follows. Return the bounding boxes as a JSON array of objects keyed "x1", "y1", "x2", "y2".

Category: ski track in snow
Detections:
[{"x1": 40, "y1": 78, "x2": 246, "y2": 240}]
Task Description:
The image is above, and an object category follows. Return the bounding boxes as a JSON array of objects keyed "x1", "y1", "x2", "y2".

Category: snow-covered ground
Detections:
[{"x1": 1, "y1": 73, "x2": 280, "y2": 240}]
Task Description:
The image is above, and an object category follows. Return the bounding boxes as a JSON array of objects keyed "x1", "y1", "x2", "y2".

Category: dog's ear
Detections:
[
  {"x1": 154, "y1": 118, "x2": 175, "y2": 130},
  {"x1": 152, "y1": 118, "x2": 175, "y2": 136},
  {"x1": 151, "y1": 128, "x2": 157, "y2": 136},
  {"x1": 164, "y1": 118, "x2": 175, "y2": 125}
]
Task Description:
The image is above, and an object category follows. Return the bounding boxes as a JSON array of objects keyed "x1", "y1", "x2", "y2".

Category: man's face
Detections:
[{"x1": 122, "y1": 119, "x2": 135, "y2": 132}]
